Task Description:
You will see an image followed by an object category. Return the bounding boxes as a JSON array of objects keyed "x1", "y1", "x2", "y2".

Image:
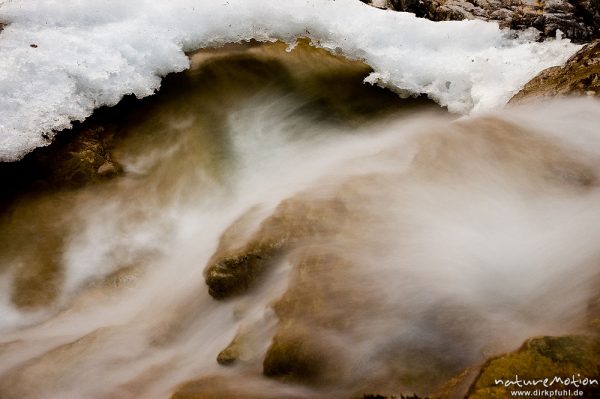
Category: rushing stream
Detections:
[{"x1": 0, "y1": 42, "x2": 599, "y2": 399}]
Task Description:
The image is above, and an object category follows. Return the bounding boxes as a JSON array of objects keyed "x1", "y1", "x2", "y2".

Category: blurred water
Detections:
[{"x1": 0, "y1": 43, "x2": 598, "y2": 398}]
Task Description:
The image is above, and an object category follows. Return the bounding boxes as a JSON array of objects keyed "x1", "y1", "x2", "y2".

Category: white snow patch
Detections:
[{"x1": 0, "y1": 0, "x2": 580, "y2": 161}]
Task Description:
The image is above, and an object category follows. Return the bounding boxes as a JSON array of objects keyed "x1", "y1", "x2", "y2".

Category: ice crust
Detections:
[{"x1": 0, "y1": 0, "x2": 580, "y2": 161}]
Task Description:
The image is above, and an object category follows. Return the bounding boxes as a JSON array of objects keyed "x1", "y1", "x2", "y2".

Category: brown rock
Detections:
[
  {"x1": 217, "y1": 335, "x2": 243, "y2": 365},
  {"x1": 358, "y1": 395, "x2": 428, "y2": 399},
  {"x1": 204, "y1": 197, "x2": 349, "y2": 299},
  {"x1": 33, "y1": 126, "x2": 122, "y2": 188},
  {"x1": 97, "y1": 161, "x2": 121, "y2": 178},
  {"x1": 466, "y1": 335, "x2": 600, "y2": 398},
  {"x1": 510, "y1": 39, "x2": 600, "y2": 102},
  {"x1": 170, "y1": 375, "x2": 305, "y2": 399},
  {"x1": 262, "y1": 325, "x2": 341, "y2": 385}
]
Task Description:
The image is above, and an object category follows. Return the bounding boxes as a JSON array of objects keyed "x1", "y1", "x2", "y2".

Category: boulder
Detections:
[
  {"x1": 387, "y1": 0, "x2": 599, "y2": 42},
  {"x1": 466, "y1": 335, "x2": 600, "y2": 398},
  {"x1": 204, "y1": 197, "x2": 349, "y2": 299},
  {"x1": 262, "y1": 324, "x2": 341, "y2": 385},
  {"x1": 510, "y1": 39, "x2": 599, "y2": 102}
]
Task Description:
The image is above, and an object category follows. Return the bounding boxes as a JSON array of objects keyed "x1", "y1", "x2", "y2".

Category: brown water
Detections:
[{"x1": 0, "y1": 42, "x2": 599, "y2": 399}]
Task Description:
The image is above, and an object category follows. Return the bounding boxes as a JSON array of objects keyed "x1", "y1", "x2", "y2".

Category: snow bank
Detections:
[{"x1": 0, "y1": 0, "x2": 580, "y2": 161}]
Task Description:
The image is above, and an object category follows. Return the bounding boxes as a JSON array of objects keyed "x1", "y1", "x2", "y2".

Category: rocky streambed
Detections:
[{"x1": 0, "y1": 10, "x2": 600, "y2": 399}]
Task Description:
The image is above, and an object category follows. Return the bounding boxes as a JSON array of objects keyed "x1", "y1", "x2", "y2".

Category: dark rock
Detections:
[
  {"x1": 386, "y1": 0, "x2": 599, "y2": 42},
  {"x1": 511, "y1": 39, "x2": 600, "y2": 102}
]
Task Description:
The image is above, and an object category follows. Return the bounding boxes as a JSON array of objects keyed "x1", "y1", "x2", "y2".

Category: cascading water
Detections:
[{"x1": 0, "y1": 41, "x2": 599, "y2": 399}]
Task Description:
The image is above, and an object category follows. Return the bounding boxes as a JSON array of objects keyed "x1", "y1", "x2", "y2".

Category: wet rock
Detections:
[
  {"x1": 466, "y1": 335, "x2": 600, "y2": 398},
  {"x1": 510, "y1": 40, "x2": 600, "y2": 102},
  {"x1": 431, "y1": 367, "x2": 481, "y2": 399},
  {"x1": 171, "y1": 375, "x2": 305, "y2": 399},
  {"x1": 203, "y1": 110, "x2": 600, "y2": 395},
  {"x1": 217, "y1": 335, "x2": 243, "y2": 365},
  {"x1": 587, "y1": 283, "x2": 600, "y2": 331},
  {"x1": 269, "y1": 248, "x2": 379, "y2": 332},
  {"x1": 262, "y1": 247, "x2": 428, "y2": 389},
  {"x1": 0, "y1": 194, "x2": 71, "y2": 309},
  {"x1": 0, "y1": 125, "x2": 123, "y2": 208},
  {"x1": 205, "y1": 114, "x2": 600, "y2": 393},
  {"x1": 11, "y1": 253, "x2": 62, "y2": 309},
  {"x1": 30, "y1": 126, "x2": 122, "y2": 189},
  {"x1": 262, "y1": 324, "x2": 341, "y2": 385},
  {"x1": 96, "y1": 161, "x2": 121, "y2": 177},
  {"x1": 204, "y1": 197, "x2": 349, "y2": 299},
  {"x1": 386, "y1": 0, "x2": 599, "y2": 42},
  {"x1": 358, "y1": 395, "x2": 428, "y2": 399}
]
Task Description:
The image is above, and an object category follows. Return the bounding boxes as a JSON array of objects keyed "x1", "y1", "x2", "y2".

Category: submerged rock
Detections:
[
  {"x1": 28, "y1": 126, "x2": 122, "y2": 189},
  {"x1": 170, "y1": 375, "x2": 306, "y2": 399},
  {"x1": 511, "y1": 39, "x2": 600, "y2": 102},
  {"x1": 0, "y1": 124, "x2": 123, "y2": 210},
  {"x1": 466, "y1": 335, "x2": 600, "y2": 398}
]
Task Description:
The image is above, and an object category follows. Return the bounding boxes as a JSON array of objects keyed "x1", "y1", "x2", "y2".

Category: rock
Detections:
[
  {"x1": 587, "y1": 283, "x2": 600, "y2": 331},
  {"x1": 204, "y1": 114, "x2": 600, "y2": 393},
  {"x1": 215, "y1": 313, "x2": 279, "y2": 366},
  {"x1": 361, "y1": 0, "x2": 392, "y2": 8},
  {"x1": 170, "y1": 375, "x2": 305, "y2": 399},
  {"x1": 204, "y1": 197, "x2": 349, "y2": 299},
  {"x1": 10, "y1": 248, "x2": 62, "y2": 309},
  {"x1": 1, "y1": 193, "x2": 71, "y2": 309},
  {"x1": 96, "y1": 161, "x2": 121, "y2": 178},
  {"x1": 262, "y1": 325, "x2": 341, "y2": 385},
  {"x1": 0, "y1": 124, "x2": 125, "y2": 309},
  {"x1": 510, "y1": 39, "x2": 600, "y2": 102},
  {"x1": 216, "y1": 333, "x2": 245, "y2": 366},
  {"x1": 262, "y1": 250, "x2": 370, "y2": 385},
  {"x1": 386, "y1": 0, "x2": 600, "y2": 42},
  {"x1": 431, "y1": 367, "x2": 481, "y2": 399},
  {"x1": 358, "y1": 395, "x2": 428, "y2": 399},
  {"x1": 31, "y1": 126, "x2": 123, "y2": 188},
  {"x1": 466, "y1": 335, "x2": 600, "y2": 398},
  {"x1": 0, "y1": 125, "x2": 123, "y2": 204}
]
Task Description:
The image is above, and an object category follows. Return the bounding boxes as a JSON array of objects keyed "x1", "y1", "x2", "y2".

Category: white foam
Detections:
[{"x1": 0, "y1": 0, "x2": 580, "y2": 160}]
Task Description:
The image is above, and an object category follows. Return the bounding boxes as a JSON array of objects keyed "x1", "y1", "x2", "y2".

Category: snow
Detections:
[{"x1": 0, "y1": 0, "x2": 580, "y2": 161}]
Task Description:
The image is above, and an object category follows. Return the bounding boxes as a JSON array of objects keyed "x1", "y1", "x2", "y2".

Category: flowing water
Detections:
[{"x1": 0, "y1": 42, "x2": 599, "y2": 399}]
